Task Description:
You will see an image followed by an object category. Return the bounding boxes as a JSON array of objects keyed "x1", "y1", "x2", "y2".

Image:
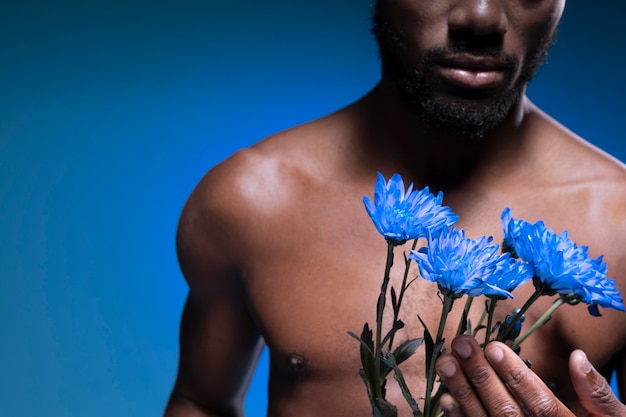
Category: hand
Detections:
[{"x1": 435, "y1": 334, "x2": 626, "y2": 417}]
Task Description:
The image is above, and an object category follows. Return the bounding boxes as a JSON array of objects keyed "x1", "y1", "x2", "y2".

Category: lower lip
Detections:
[{"x1": 439, "y1": 66, "x2": 505, "y2": 90}]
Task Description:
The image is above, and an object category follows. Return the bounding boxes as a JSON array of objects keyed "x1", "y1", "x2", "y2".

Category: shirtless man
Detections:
[{"x1": 164, "y1": 0, "x2": 626, "y2": 416}]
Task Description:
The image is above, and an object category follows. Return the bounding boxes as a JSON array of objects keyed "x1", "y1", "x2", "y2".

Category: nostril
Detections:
[
  {"x1": 448, "y1": 1, "x2": 508, "y2": 37},
  {"x1": 449, "y1": 31, "x2": 505, "y2": 52}
]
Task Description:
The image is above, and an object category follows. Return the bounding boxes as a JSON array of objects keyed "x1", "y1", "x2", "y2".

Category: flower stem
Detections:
[
  {"x1": 424, "y1": 294, "x2": 454, "y2": 417},
  {"x1": 496, "y1": 287, "x2": 542, "y2": 343},
  {"x1": 373, "y1": 242, "x2": 395, "y2": 400},
  {"x1": 510, "y1": 296, "x2": 565, "y2": 351},
  {"x1": 483, "y1": 298, "x2": 498, "y2": 348},
  {"x1": 389, "y1": 239, "x2": 418, "y2": 349},
  {"x1": 472, "y1": 307, "x2": 488, "y2": 338},
  {"x1": 456, "y1": 296, "x2": 474, "y2": 336}
]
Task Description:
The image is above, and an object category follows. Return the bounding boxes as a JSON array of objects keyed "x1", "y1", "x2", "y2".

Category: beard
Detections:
[{"x1": 373, "y1": 13, "x2": 555, "y2": 137}]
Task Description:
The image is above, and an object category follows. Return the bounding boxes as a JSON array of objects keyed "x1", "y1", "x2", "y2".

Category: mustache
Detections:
[{"x1": 425, "y1": 44, "x2": 519, "y2": 72}]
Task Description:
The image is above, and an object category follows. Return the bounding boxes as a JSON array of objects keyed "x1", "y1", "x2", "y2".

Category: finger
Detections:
[
  {"x1": 484, "y1": 341, "x2": 574, "y2": 417},
  {"x1": 439, "y1": 392, "x2": 465, "y2": 417},
  {"x1": 569, "y1": 349, "x2": 626, "y2": 417},
  {"x1": 436, "y1": 353, "x2": 487, "y2": 417},
  {"x1": 448, "y1": 335, "x2": 522, "y2": 417}
]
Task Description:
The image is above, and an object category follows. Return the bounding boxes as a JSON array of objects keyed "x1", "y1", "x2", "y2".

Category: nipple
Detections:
[{"x1": 286, "y1": 352, "x2": 310, "y2": 377}]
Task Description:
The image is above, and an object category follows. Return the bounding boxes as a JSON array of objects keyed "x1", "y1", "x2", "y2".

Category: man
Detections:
[{"x1": 164, "y1": 0, "x2": 626, "y2": 416}]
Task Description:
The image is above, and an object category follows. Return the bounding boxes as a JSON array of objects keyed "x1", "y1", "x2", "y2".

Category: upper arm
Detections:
[
  {"x1": 615, "y1": 349, "x2": 626, "y2": 401},
  {"x1": 602, "y1": 185, "x2": 626, "y2": 402},
  {"x1": 165, "y1": 165, "x2": 265, "y2": 416}
]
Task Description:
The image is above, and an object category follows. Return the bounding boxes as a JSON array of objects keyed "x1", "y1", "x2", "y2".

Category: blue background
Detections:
[{"x1": 1, "y1": 1, "x2": 624, "y2": 416}]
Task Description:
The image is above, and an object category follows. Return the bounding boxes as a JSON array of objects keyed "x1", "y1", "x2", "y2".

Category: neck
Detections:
[{"x1": 360, "y1": 79, "x2": 529, "y2": 190}]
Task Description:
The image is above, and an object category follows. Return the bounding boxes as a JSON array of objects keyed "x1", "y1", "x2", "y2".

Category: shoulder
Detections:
[
  {"x1": 547, "y1": 110, "x2": 626, "y2": 316},
  {"x1": 176, "y1": 121, "x2": 340, "y2": 290},
  {"x1": 541, "y1": 108, "x2": 626, "y2": 242},
  {"x1": 524, "y1": 104, "x2": 626, "y2": 289},
  {"x1": 525, "y1": 105, "x2": 626, "y2": 206},
  {"x1": 521, "y1": 108, "x2": 626, "y2": 355}
]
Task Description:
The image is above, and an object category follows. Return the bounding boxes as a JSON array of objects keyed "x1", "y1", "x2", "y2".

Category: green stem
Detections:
[
  {"x1": 472, "y1": 307, "x2": 488, "y2": 338},
  {"x1": 373, "y1": 242, "x2": 395, "y2": 400},
  {"x1": 428, "y1": 385, "x2": 446, "y2": 417},
  {"x1": 496, "y1": 288, "x2": 542, "y2": 343},
  {"x1": 510, "y1": 296, "x2": 565, "y2": 351},
  {"x1": 424, "y1": 294, "x2": 455, "y2": 417},
  {"x1": 436, "y1": 295, "x2": 454, "y2": 347},
  {"x1": 483, "y1": 297, "x2": 498, "y2": 348},
  {"x1": 389, "y1": 239, "x2": 418, "y2": 349},
  {"x1": 456, "y1": 296, "x2": 474, "y2": 336}
]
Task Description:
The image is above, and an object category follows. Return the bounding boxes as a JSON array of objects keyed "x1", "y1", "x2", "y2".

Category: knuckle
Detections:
[
  {"x1": 525, "y1": 395, "x2": 560, "y2": 417},
  {"x1": 492, "y1": 403, "x2": 522, "y2": 417},
  {"x1": 468, "y1": 365, "x2": 492, "y2": 387},
  {"x1": 450, "y1": 383, "x2": 475, "y2": 403},
  {"x1": 589, "y1": 379, "x2": 614, "y2": 403},
  {"x1": 503, "y1": 366, "x2": 530, "y2": 390}
]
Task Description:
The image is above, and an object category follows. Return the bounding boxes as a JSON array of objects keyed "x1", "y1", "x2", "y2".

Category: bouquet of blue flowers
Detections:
[{"x1": 349, "y1": 172, "x2": 625, "y2": 417}]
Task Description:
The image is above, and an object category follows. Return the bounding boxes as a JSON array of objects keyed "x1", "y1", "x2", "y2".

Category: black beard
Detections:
[{"x1": 372, "y1": 11, "x2": 554, "y2": 138}]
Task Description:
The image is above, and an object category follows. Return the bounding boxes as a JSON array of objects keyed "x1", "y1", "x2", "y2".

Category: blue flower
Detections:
[
  {"x1": 583, "y1": 266, "x2": 625, "y2": 316},
  {"x1": 469, "y1": 256, "x2": 534, "y2": 299},
  {"x1": 363, "y1": 172, "x2": 458, "y2": 245},
  {"x1": 501, "y1": 208, "x2": 625, "y2": 315},
  {"x1": 501, "y1": 207, "x2": 526, "y2": 257},
  {"x1": 409, "y1": 228, "x2": 508, "y2": 298}
]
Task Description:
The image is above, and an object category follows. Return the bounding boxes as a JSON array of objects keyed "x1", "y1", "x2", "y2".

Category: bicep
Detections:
[
  {"x1": 167, "y1": 180, "x2": 264, "y2": 415},
  {"x1": 616, "y1": 350, "x2": 626, "y2": 401},
  {"x1": 170, "y1": 290, "x2": 264, "y2": 414}
]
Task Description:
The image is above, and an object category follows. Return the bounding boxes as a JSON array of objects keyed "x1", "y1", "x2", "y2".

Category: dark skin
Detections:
[
  {"x1": 437, "y1": 336, "x2": 626, "y2": 417},
  {"x1": 164, "y1": 0, "x2": 626, "y2": 416}
]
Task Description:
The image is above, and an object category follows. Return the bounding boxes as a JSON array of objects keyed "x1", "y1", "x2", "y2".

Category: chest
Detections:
[{"x1": 239, "y1": 182, "x2": 625, "y2": 396}]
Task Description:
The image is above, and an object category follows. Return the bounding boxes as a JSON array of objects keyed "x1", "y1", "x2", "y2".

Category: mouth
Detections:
[{"x1": 436, "y1": 55, "x2": 511, "y2": 92}]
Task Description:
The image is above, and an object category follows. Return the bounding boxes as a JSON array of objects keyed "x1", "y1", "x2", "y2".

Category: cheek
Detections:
[
  {"x1": 377, "y1": 2, "x2": 449, "y2": 63},
  {"x1": 506, "y1": 3, "x2": 564, "y2": 63}
]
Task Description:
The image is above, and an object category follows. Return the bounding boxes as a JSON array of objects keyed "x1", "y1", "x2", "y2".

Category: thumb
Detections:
[{"x1": 569, "y1": 349, "x2": 626, "y2": 416}]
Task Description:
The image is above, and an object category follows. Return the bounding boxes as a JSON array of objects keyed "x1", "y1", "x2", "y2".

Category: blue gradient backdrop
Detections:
[{"x1": 1, "y1": 1, "x2": 624, "y2": 416}]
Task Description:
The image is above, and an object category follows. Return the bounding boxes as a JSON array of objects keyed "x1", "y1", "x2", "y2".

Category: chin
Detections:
[{"x1": 406, "y1": 86, "x2": 523, "y2": 137}]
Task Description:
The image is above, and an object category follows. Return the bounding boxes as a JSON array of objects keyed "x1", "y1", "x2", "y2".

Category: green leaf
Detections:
[
  {"x1": 350, "y1": 323, "x2": 377, "y2": 390},
  {"x1": 377, "y1": 290, "x2": 386, "y2": 317},
  {"x1": 348, "y1": 329, "x2": 377, "y2": 383},
  {"x1": 387, "y1": 352, "x2": 422, "y2": 416},
  {"x1": 472, "y1": 324, "x2": 486, "y2": 336},
  {"x1": 419, "y1": 315, "x2": 446, "y2": 378},
  {"x1": 458, "y1": 308, "x2": 468, "y2": 335},
  {"x1": 391, "y1": 287, "x2": 398, "y2": 313},
  {"x1": 381, "y1": 378, "x2": 388, "y2": 397},
  {"x1": 379, "y1": 357, "x2": 393, "y2": 380},
  {"x1": 418, "y1": 315, "x2": 434, "y2": 367},
  {"x1": 433, "y1": 339, "x2": 446, "y2": 357},
  {"x1": 358, "y1": 369, "x2": 376, "y2": 409},
  {"x1": 381, "y1": 320, "x2": 405, "y2": 347},
  {"x1": 393, "y1": 338, "x2": 423, "y2": 365},
  {"x1": 374, "y1": 398, "x2": 398, "y2": 417},
  {"x1": 346, "y1": 330, "x2": 374, "y2": 358},
  {"x1": 360, "y1": 323, "x2": 374, "y2": 351}
]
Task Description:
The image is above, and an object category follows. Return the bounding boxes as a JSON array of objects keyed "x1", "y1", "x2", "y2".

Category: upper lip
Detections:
[{"x1": 438, "y1": 55, "x2": 509, "y2": 71}]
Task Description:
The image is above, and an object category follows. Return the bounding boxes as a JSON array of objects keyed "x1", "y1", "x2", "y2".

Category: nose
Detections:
[{"x1": 448, "y1": 0, "x2": 508, "y2": 37}]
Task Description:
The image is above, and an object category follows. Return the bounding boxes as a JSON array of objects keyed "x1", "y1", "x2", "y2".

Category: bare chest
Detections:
[{"x1": 237, "y1": 181, "x2": 626, "y2": 414}]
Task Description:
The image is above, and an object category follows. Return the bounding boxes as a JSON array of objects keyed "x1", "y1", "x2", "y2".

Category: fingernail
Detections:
[
  {"x1": 440, "y1": 395, "x2": 458, "y2": 413},
  {"x1": 437, "y1": 360, "x2": 457, "y2": 378},
  {"x1": 453, "y1": 338, "x2": 472, "y2": 359},
  {"x1": 578, "y1": 351, "x2": 593, "y2": 374},
  {"x1": 487, "y1": 345, "x2": 504, "y2": 363}
]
